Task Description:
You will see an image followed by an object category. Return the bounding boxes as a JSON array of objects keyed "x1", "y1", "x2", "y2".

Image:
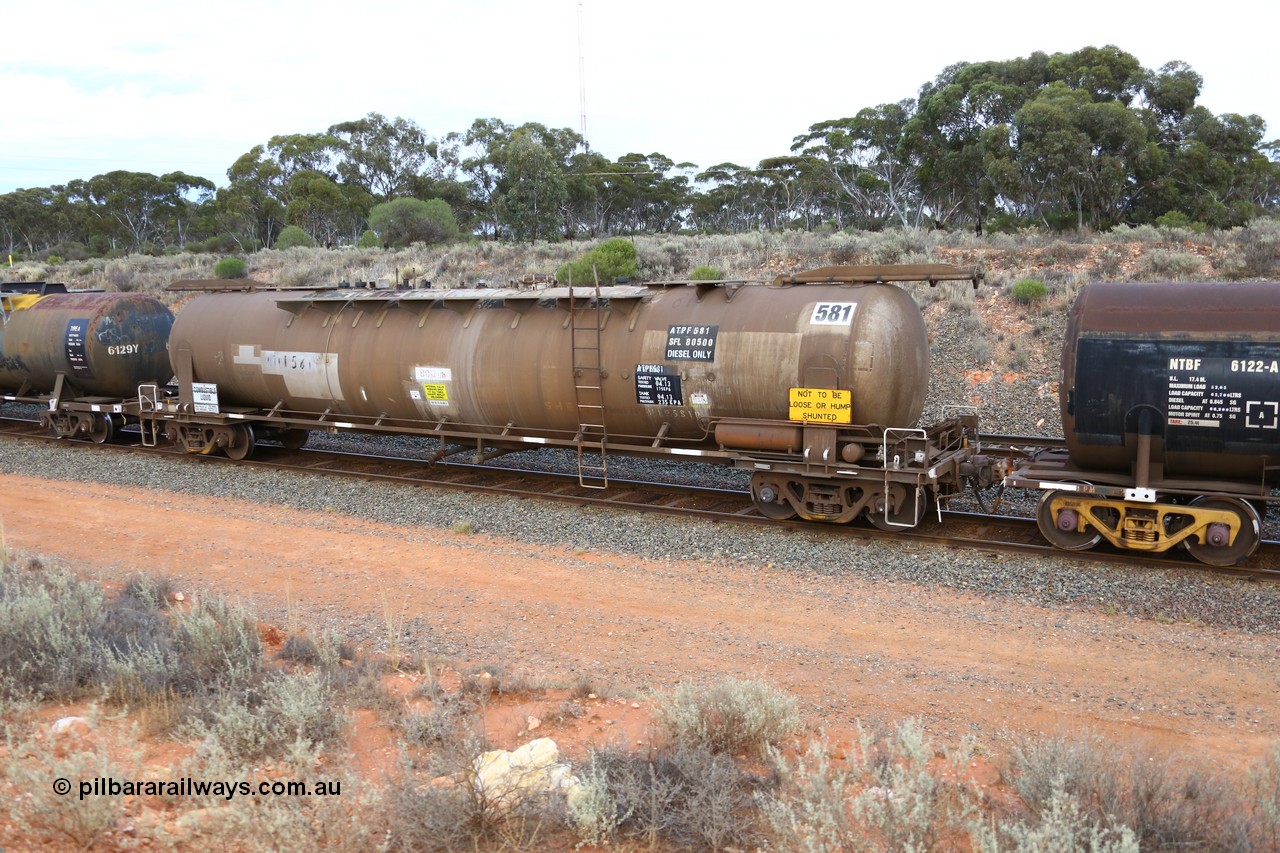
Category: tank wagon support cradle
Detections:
[
  {"x1": 729, "y1": 410, "x2": 998, "y2": 527},
  {"x1": 39, "y1": 375, "x2": 133, "y2": 444}
]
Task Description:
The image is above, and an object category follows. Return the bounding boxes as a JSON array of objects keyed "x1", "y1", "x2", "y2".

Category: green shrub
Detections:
[
  {"x1": 1009, "y1": 733, "x2": 1250, "y2": 850},
  {"x1": 0, "y1": 560, "x2": 262, "y2": 711},
  {"x1": 368, "y1": 198, "x2": 457, "y2": 248},
  {"x1": 1010, "y1": 277, "x2": 1048, "y2": 303},
  {"x1": 214, "y1": 257, "x2": 247, "y2": 279},
  {"x1": 2, "y1": 716, "x2": 143, "y2": 849},
  {"x1": 0, "y1": 559, "x2": 111, "y2": 702},
  {"x1": 689, "y1": 265, "x2": 722, "y2": 280},
  {"x1": 570, "y1": 745, "x2": 760, "y2": 850},
  {"x1": 763, "y1": 723, "x2": 981, "y2": 852},
  {"x1": 653, "y1": 677, "x2": 799, "y2": 758},
  {"x1": 969, "y1": 785, "x2": 1140, "y2": 852},
  {"x1": 1235, "y1": 217, "x2": 1280, "y2": 279},
  {"x1": 1153, "y1": 210, "x2": 1207, "y2": 234},
  {"x1": 275, "y1": 225, "x2": 314, "y2": 249},
  {"x1": 557, "y1": 237, "x2": 638, "y2": 286},
  {"x1": 357, "y1": 229, "x2": 381, "y2": 249},
  {"x1": 187, "y1": 671, "x2": 348, "y2": 763},
  {"x1": 1139, "y1": 249, "x2": 1203, "y2": 281}
]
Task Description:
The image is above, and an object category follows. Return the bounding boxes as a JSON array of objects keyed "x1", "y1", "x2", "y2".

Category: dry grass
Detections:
[{"x1": 23, "y1": 221, "x2": 1280, "y2": 309}]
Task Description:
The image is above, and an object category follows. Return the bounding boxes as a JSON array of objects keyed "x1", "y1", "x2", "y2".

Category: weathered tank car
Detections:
[
  {"x1": 144, "y1": 265, "x2": 997, "y2": 529},
  {"x1": 1, "y1": 282, "x2": 174, "y2": 442},
  {"x1": 1005, "y1": 281, "x2": 1280, "y2": 566}
]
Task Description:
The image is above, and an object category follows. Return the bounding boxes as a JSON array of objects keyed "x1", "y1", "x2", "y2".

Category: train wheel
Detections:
[
  {"x1": 87, "y1": 414, "x2": 114, "y2": 444},
  {"x1": 1036, "y1": 490, "x2": 1102, "y2": 550},
  {"x1": 278, "y1": 429, "x2": 309, "y2": 450},
  {"x1": 224, "y1": 424, "x2": 256, "y2": 461},
  {"x1": 867, "y1": 485, "x2": 928, "y2": 530},
  {"x1": 752, "y1": 479, "x2": 798, "y2": 520},
  {"x1": 1184, "y1": 496, "x2": 1260, "y2": 567}
]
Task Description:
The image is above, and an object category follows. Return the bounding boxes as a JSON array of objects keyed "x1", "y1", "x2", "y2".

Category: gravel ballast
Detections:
[{"x1": 3, "y1": 438, "x2": 1278, "y2": 636}]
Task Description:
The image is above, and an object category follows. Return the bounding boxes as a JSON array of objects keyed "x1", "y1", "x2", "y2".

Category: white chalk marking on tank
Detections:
[{"x1": 232, "y1": 345, "x2": 262, "y2": 365}]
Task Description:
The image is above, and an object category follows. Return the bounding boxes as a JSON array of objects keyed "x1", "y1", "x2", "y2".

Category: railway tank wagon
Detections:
[
  {"x1": 1, "y1": 282, "x2": 174, "y2": 442},
  {"x1": 1006, "y1": 280, "x2": 1280, "y2": 566},
  {"x1": 151, "y1": 265, "x2": 995, "y2": 528}
]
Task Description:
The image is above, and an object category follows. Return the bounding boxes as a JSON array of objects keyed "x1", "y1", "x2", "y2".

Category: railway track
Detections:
[{"x1": 2, "y1": 415, "x2": 1277, "y2": 581}]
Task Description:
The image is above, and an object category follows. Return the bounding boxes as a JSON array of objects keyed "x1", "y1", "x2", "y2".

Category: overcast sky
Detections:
[{"x1": 2, "y1": 0, "x2": 1276, "y2": 195}]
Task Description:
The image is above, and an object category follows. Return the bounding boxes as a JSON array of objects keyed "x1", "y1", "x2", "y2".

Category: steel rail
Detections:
[{"x1": 1, "y1": 416, "x2": 1276, "y2": 581}]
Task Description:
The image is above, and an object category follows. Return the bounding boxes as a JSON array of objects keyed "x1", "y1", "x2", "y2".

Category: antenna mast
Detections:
[{"x1": 577, "y1": 0, "x2": 588, "y2": 145}]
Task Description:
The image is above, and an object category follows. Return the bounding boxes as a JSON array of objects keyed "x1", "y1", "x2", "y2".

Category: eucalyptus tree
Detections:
[
  {"x1": 222, "y1": 149, "x2": 288, "y2": 250},
  {"x1": 1173, "y1": 110, "x2": 1272, "y2": 226},
  {"x1": 560, "y1": 149, "x2": 612, "y2": 237},
  {"x1": 604, "y1": 153, "x2": 692, "y2": 234},
  {"x1": 449, "y1": 119, "x2": 585, "y2": 239},
  {"x1": 283, "y1": 169, "x2": 362, "y2": 247},
  {"x1": 449, "y1": 117, "x2": 514, "y2": 239},
  {"x1": 1132, "y1": 60, "x2": 1271, "y2": 226},
  {"x1": 792, "y1": 99, "x2": 922, "y2": 229},
  {"x1": 691, "y1": 163, "x2": 760, "y2": 232},
  {"x1": 328, "y1": 112, "x2": 436, "y2": 201},
  {"x1": 64, "y1": 170, "x2": 213, "y2": 252},
  {"x1": 0, "y1": 187, "x2": 71, "y2": 255},
  {"x1": 495, "y1": 132, "x2": 567, "y2": 242},
  {"x1": 984, "y1": 82, "x2": 1147, "y2": 229},
  {"x1": 754, "y1": 157, "x2": 832, "y2": 230},
  {"x1": 906, "y1": 57, "x2": 1048, "y2": 231}
]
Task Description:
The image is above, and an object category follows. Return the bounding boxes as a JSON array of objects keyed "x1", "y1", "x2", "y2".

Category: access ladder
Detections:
[{"x1": 569, "y1": 282, "x2": 608, "y2": 487}]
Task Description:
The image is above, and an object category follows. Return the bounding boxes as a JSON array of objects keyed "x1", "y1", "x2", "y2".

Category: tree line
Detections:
[{"x1": 2, "y1": 45, "x2": 1277, "y2": 260}]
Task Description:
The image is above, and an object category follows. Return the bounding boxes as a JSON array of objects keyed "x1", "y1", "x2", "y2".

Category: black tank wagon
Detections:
[
  {"x1": 1, "y1": 282, "x2": 174, "y2": 443},
  {"x1": 1006, "y1": 281, "x2": 1280, "y2": 566}
]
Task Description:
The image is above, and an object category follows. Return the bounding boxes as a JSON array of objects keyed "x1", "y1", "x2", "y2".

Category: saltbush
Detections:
[
  {"x1": 274, "y1": 225, "x2": 314, "y2": 249},
  {"x1": 1010, "y1": 277, "x2": 1048, "y2": 303},
  {"x1": 557, "y1": 237, "x2": 638, "y2": 285},
  {"x1": 214, "y1": 257, "x2": 247, "y2": 279},
  {"x1": 653, "y1": 676, "x2": 799, "y2": 758}
]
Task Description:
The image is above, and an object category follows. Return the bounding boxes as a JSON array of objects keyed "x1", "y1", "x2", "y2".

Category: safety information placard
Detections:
[
  {"x1": 65, "y1": 318, "x2": 92, "y2": 377},
  {"x1": 192, "y1": 382, "x2": 220, "y2": 414},
  {"x1": 422, "y1": 383, "x2": 449, "y2": 406},
  {"x1": 635, "y1": 363, "x2": 683, "y2": 406},
  {"x1": 788, "y1": 387, "x2": 852, "y2": 423}
]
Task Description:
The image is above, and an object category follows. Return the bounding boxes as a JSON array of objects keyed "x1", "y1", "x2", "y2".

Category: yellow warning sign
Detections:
[
  {"x1": 789, "y1": 387, "x2": 852, "y2": 423},
  {"x1": 423, "y1": 383, "x2": 449, "y2": 402}
]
